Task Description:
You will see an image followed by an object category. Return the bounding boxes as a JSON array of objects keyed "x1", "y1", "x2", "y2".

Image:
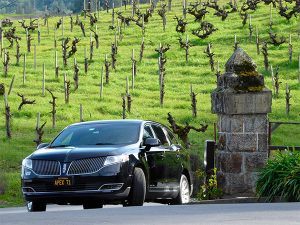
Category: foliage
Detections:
[
  {"x1": 0, "y1": 173, "x2": 7, "y2": 195},
  {"x1": 256, "y1": 151, "x2": 300, "y2": 202},
  {"x1": 197, "y1": 168, "x2": 223, "y2": 200}
]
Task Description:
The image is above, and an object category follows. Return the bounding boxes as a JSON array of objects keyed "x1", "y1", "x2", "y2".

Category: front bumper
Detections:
[{"x1": 22, "y1": 163, "x2": 133, "y2": 204}]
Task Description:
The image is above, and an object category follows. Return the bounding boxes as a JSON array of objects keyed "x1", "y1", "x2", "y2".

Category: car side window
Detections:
[
  {"x1": 164, "y1": 127, "x2": 177, "y2": 145},
  {"x1": 151, "y1": 125, "x2": 169, "y2": 146},
  {"x1": 143, "y1": 125, "x2": 154, "y2": 144}
]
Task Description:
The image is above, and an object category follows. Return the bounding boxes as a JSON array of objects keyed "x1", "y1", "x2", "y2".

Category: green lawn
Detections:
[{"x1": 0, "y1": 0, "x2": 299, "y2": 206}]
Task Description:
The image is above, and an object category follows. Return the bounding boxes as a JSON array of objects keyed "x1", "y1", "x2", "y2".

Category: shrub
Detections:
[
  {"x1": 197, "y1": 168, "x2": 223, "y2": 200},
  {"x1": 256, "y1": 151, "x2": 300, "y2": 202}
]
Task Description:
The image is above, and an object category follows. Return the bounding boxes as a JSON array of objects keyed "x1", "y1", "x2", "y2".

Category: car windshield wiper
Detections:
[
  {"x1": 49, "y1": 145, "x2": 73, "y2": 148},
  {"x1": 95, "y1": 143, "x2": 115, "y2": 145}
]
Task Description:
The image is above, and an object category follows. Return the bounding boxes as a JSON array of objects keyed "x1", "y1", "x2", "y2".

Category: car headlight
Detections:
[
  {"x1": 22, "y1": 158, "x2": 33, "y2": 170},
  {"x1": 104, "y1": 155, "x2": 129, "y2": 167}
]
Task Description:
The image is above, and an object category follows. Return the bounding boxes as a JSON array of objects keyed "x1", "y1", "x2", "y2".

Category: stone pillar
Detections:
[{"x1": 211, "y1": 48, "x2": 272, "y2": 195}]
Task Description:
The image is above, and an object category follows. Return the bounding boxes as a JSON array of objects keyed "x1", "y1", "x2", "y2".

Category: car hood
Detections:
[{"x1": 29, "y1": 145, "x2": 136, "y2": 162}]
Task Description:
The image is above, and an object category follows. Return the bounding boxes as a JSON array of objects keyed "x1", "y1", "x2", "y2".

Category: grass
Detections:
[{"x1": 0, "y1": 0, "x2": 299, "y2": 206}]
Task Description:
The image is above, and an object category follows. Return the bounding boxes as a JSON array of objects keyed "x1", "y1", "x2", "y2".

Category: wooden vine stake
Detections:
[
  {"x1": 8, "y1": 75, "x2": 15, "y2": 95},
  {"x1": 131, "y1": 49, "x2": 137, "y2": 79},
  {"x1": 4, "y1": 93, "x2": 12, "y2": 139},
  {"x1": 62, "y1": 16, "x2": 64, "y2": 38},
  {"x1": 16, "y1": 40, "x2": 21, "y2": 65},
  {"x1": 3, "y1": 50, "x2": 9, "y2": 77},
  {"x1": 42, "y1": 63, "x2": 46, "y2": 96},
  {"x1": 158, "y1": 4, "x2": 167, "y2": 32},
  {"x1": 139, "y1": 37, "x2": 144, "y2": 62},
  {"x1": 100, "y1": 66, "x2": 104, "y2": 99},
  {"x1": 168, "y1": 0, "x2": 172, "y2": 11},
  {"x1": 204, "y1": 43, "x2": 215, "y2": 71},
  {"x1": 70, "y1": 15, "x2": 73, "y2": 32},
  {"x1": 285, "y1": 84, "x2": 291, "y2": 115},
  {"x1": 122, "y1": 95, "x2": 126, "y2": 119},
  {"x1": 233, "y1": 34, "x2": 239, "y2": 51},
  {"x1": 37, "y1": 22, "x2": 41, "y2": 44},
  {"x1": 33, "y1": 112, "x2": 47, "y2": 146},
  {"x1": 127, "y1": 94, "x2": 132, "y2": 113},
  {"x1": 271, "y1": 65, "x2": 281, "y2": 98},
  {"x1": 288, "y1": 34, "x2": 292, "y2": 63},
  {"x1": 80, "y1": 104, "x2": 83, "y2": 122},
  {"x1": 47, "y1": 88, "x2": 57, "y2": 128},
  {"x1": 23, "y1": 54, "x2": 26, "y2": 85},
  {"x1": 90, "y1": 34, "x2": 94, "y2": 61},
  {"x1": 64, "y1": 72, "x2": 70, "y2": 104},
  {"x1": 84, "y1": 46, "x2": 88, "y2": 74},
  {"x1": 190, "y1": 84, "x2": 197, "y2": 117},
  {"x1": 248, "y1": 15, "x2": 253, "y2": 42},
  {"x1": 183, "y1": 0, "x2": 187, "y2": 19},
  {"x1": 262, "y1": 42, "x2": 269, "y2": 71},
  {"x1": 55, "y1": 50, "x2": 59, "y2": 78},
  {"x1": 111, "y1": 42, "x2": 117, "y2": 70},
  {"x1": 112, "y1": 2, "x2": 115, "y2": 28},
  {"x1": 104, "y1": 54, "x2": 111, "y2": 84},
  {"x1": 126, "y1": 76, "x2": 129, "y2": 95},
  {"x1": 27, "y1": 33, "x2": 33, "y2": 53},
  {"x1": 215, "y1": 61, "x2": 221, "y2": 80},
  {"x1": 156, "y1": 43, "x2": 170, "y2": 107},
  {"x1": 74, "y1": 57, "x2": 79, "y2": 90},
  {"x1": 256, "y1": 26, "x2": 260, "y2": 55}
]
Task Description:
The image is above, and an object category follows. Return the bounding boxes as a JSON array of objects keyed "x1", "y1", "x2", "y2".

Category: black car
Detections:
[{"x1": 21, "y1": 120, "x2": 193, "y2": 212}]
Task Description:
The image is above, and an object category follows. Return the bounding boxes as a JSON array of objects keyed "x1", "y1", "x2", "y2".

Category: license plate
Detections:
[{"x1": 54, "y1": 177, "x2": 72, "y2": 186}]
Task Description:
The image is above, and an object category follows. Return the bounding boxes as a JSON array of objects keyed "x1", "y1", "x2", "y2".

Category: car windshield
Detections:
[{"x1": 50, "y1": 123, "x2": 140, "y2": 147}]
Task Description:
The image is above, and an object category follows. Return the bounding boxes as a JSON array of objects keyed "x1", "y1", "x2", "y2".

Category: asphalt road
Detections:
[{"x1": 1, "y1": 202, "x2": 300, "y2": 225}]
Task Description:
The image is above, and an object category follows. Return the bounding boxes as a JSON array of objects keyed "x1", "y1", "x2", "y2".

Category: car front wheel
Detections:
[
  {"x1": 174, "y1": 174, "x2": 190, "y2": 204},
  {"x1": 26, "y1": 201, "x2": 46, "y2": 212},
  {"x1": 127, "y1": 167, "x2": 146, "y2": 206}
]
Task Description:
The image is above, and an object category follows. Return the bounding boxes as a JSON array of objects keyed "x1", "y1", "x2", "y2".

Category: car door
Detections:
[
  {"x1": 143, "y1": 124, "x2": 168, "y2": 195},
  {"x1": 148, "y1": 123, "x2": 183, "y2": 197},
  {"x1": 163, "y1": 127, "x2": 183, "y2": 190}
]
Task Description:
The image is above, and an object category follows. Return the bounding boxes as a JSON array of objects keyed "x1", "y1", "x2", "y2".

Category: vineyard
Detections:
[{"x1": 0, "y1": 0, "x2": 299, "y2": 206}]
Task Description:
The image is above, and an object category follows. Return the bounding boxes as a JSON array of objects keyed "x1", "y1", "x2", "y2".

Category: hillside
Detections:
[{"x1": 0, "y1": 0, "x2": 299, "y2": 206}]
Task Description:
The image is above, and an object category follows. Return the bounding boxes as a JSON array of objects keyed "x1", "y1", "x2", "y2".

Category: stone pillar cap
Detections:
[{"x1": 225, "y1": 48, "x2": 259, "y2": 77}]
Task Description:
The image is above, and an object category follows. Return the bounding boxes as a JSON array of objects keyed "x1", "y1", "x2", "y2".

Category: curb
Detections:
[{"x1": 188, "y1": 197, "x2": 286, "y2": 204}]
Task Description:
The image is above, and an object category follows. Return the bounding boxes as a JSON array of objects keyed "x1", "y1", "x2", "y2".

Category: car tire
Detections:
[
  {"x1": 83, "y1": 202, "x2": 103, "y2": 209},
  {"x1": 26, "y1": 201, "x2": 46, "y2": 212},
  {"x1": 173, "y1": 174, "x2": 190, "y2": 205},
  {"x1": 127, "y1": 167, "x2": 146, "y2": 206}
]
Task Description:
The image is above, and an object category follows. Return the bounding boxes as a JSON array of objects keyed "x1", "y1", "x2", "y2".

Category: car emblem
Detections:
[{"x1": 62, "y1": 164, "x2": 67, "y2": 174}]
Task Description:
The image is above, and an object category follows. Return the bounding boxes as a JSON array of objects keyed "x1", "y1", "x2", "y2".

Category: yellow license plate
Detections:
[{"x1": 54, "y1": 177, "x2": 72, "y2": 186}]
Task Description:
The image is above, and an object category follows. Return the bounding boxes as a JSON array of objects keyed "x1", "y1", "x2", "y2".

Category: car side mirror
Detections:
[
  {"x1": 144, "y1": 138, "x2": 160, "y2": 151},
  {"x1": 36, "y1": 143, "x2": 49, "y2": 150}
]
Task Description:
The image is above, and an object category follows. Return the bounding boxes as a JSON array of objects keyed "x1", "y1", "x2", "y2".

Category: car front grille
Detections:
[
  {"x1": 32, "y1": 160, "x2": 61, "y2": 176},
  {"x1": 67, "y1": 157, "x2": 106, "y2": 175}
]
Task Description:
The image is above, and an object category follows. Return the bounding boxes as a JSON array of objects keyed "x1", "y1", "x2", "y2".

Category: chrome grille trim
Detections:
[
  {"x1": 67, "y1": 157, "x2": 106, "y2": 175},
  {"x1": 32, "y1": 160, "x2": 61, "y2": 176}
]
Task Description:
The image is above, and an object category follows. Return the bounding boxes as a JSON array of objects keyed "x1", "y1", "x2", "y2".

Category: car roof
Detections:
[{"x1": 69, "y1": 119, "x2": 164, "y2": 127}]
